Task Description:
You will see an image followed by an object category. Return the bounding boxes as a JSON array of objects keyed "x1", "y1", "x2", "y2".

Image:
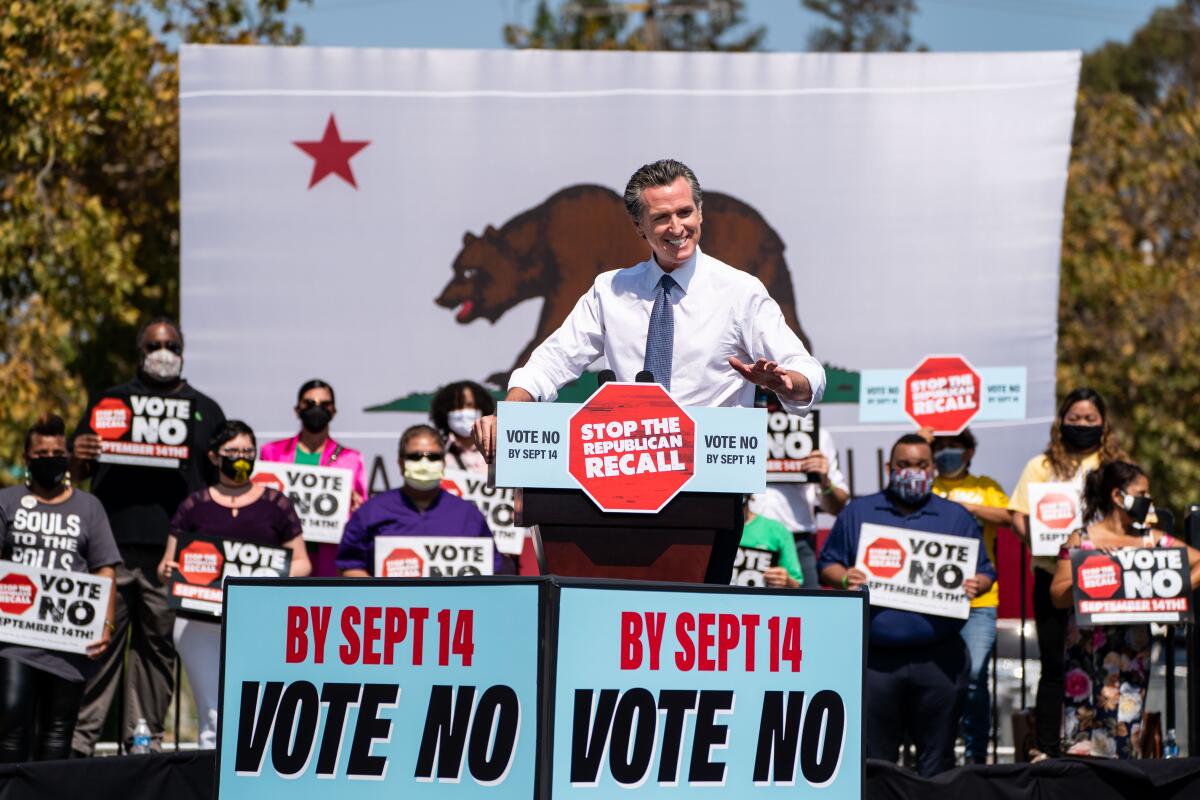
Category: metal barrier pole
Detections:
[
  {"x1": 1019, "y1": 540, "x2": 1027, "y2": 710},
  {"x1": 174, "y1": 657, "x2": 182, "y2": 751},
  {"x1": 1185, "y1": 505, "x2": 1200, "y2": 754},
  {"x1": 991, "y1": 638, "x2": 999, "y2": 763},
  {"x1": 1166, "y1": 625, "x2": 1177, "y2": 734},
  {"x1": 116, "y1": 656, "x2": 126, "y2": 755}
]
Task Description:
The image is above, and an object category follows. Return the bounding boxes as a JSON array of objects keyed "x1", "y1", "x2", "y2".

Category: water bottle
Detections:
[
  {"x1": 1165, "y1": 728, "x2": 1179, "y2": 758},
  {"x1": 131, "y1": 718, "x2": 152, "y2": 754}
]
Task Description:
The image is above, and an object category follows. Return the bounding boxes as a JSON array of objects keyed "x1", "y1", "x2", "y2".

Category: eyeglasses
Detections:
[
  {"x1": 144, "y1": 341, "x2": 182, "y2": 355},
  {"x1": 219, "y1": 449, "x2": 256, "y2": 459},
  {"x1": 403, "y1": 452, "x2": 445, "y2": 462},
  {"x1": 299, "y1": 398, "x2": 335, "y2": 410}
]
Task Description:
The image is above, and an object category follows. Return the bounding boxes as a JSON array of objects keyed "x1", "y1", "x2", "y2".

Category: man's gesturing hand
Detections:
[
  {"x1": 728, "y1": 356, "x2": 812, "y2": 403},
  {"x1": 474, "y1": 415, "x2": 498, "y2": 463}
]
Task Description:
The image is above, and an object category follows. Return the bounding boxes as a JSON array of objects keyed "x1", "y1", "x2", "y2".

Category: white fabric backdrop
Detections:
[{"x1": 180, "y1": 45, "x2": 1080, "y2": 501}]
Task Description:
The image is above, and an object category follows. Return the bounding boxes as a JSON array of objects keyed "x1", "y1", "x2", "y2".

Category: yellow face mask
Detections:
[{"x1": 402, "y1": 456, "x2": 444, "y2": 491}]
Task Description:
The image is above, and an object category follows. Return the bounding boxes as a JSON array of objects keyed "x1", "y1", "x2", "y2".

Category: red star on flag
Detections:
[{"x1": 293, "y1": 114, "x2": 370, "y2": 189}]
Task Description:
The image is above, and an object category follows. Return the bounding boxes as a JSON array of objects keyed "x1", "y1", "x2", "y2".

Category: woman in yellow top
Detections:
[
  {"x1": 1008, "y1": 387, "x2": 1124, "y2": 760},
  {"x1": 927, "y1": 427, "x2": 1010, "y2": 764}
]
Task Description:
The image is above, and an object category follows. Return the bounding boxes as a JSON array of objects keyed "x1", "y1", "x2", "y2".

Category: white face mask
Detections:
[
  {"x1": 403, "y1": 456, "x2": 444, "y2": 491},
  {"x1": 142, "y1": 349, "x2": 183, "y2": 382},
  {"x1": 446, "y1": 408, "x2": 481, "y2": 438}
]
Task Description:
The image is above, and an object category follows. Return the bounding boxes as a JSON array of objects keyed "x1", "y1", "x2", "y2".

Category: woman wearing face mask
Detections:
[
  {"x1": 157, "y1": 421, "x2": 311, "y2": 748},
  {"x1": 336, "y1": 425, "x2": 509, "y2": 576},
  {"x1": 430, "y1": 381, "x2": 495, "y2": 474},
  {"x1": 1009, "y1": 387, "x2": 1125, "y2": 760},
  {"x1": 923, "y1": 427, "x2": 1010, "y2": 764},
  {"x1": 0, "y1": 415, "x2": 121, "y2": 762},
  {"x1": 261, "y1": 380, "x2": 367, "y2": 577},
  {"x1": 1050, "y1": 462, "x2": 1200, "y2": 758}
]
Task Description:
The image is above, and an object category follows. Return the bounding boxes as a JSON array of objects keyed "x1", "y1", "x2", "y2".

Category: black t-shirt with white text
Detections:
[{"x1": 75, "y1": 378, "x2": 226, "y2": 549}]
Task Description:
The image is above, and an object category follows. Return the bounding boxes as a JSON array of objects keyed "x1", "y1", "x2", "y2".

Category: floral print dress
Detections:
[{"x1": 1060, "y1": 530, "x2": 1171, "y2": 759}]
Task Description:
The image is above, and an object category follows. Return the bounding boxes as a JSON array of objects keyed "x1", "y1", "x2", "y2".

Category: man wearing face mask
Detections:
[
  {"x1": 817, "y1": 434, "x2": 995, "y2": 777},
  {"x1": 922, "y1": 427, "x2": 1010, "y2": 765},
  {"x1": 261, "y1": 379, "x2": 367, "y2": 577},
  {"x1": 69, "y1": 318, "x2": 226, "y2": 755},
  {"x1": 335, "y1": 425, "x2": 509, "y2": 576}
]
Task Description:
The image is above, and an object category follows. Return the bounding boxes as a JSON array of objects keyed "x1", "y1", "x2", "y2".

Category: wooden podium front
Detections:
[{"x1": 517, "y1": 488, "x2": 743, "y2": 584}]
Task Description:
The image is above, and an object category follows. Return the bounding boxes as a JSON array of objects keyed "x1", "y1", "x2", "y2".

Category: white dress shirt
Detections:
[
  {"x1": 749, "y1": 428, "x2": 848, "y2": 534},
  {"x1": 508, "y1": 247, "x2": 825, "y2": 415}
]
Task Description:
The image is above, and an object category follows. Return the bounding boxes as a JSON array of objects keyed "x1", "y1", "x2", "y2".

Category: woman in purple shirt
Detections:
[
  {"x1": 337, "y1": 425, "x2": 507, "y2": 576},
  {"x1": 158, "y1": 420, "x2": 310, "y2": 748}
]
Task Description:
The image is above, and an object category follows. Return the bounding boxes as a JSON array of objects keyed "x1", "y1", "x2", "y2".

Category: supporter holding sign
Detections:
[
  {"x1": 1050, "y1": 462, "x2": 1200, "y2": 759},
  {"x1": 817, "y1": 433, "x2": 993, "y2": 776},
  {"x1": 0, "y1": 415, "x2": 121, "y2": 762},
  {"x1": 921, "y1": 426, "x2": 1010, "y2": 764},
  {"x1": 158, "y1": 421, "x2": 311, "y2": 749},
  {"x1": 260, "y1": 379, "x2": 366, "y2": 576},
  {"x1": 337, "y1": 426, "x2": 508, "y2": 576},
  {"x1": 750, "y1": 390, "x2": 848, "y2": 589},
  {"x1": 734, "y1": 496, "x2": 802, "y2": 588},
  {"x1": 1007, "y1": 387, "x2": 1125, "y2": 760},
  {"x1": 69, "y1": 318, "x2": 226, "y2": 756}
]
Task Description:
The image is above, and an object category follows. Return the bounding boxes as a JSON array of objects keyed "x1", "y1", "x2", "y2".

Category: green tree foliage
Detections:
[
  {"x1": 1062, "y1": 3, "x2": 1200, "y2": 514},
  {"x1": 802, "y1": 0, "x2": 917, "y2": 52},
  {"x1": 0, "y1": 0, "x2": 305, "y2": 480},
  {"x1": 505, "y1": 0, "x2": 764, "y2": 52}
]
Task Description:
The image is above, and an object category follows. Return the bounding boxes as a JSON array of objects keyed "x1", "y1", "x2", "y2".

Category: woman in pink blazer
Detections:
[{"x1": 260, "y1": 379, "x2": 367, "y2": 576}]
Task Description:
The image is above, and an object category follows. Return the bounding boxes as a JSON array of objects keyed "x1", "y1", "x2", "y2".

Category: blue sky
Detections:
[{"x1": 288, "y1": 0, "x2": 1165, "y2": 53}]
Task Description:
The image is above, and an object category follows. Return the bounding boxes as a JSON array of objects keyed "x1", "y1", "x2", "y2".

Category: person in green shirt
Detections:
[{"x1": 741, "y1": 498, "x2": 803, "y2": 588}]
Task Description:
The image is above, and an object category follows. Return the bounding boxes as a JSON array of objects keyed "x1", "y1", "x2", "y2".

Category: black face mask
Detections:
[
  {"x1": 1061, "y1": 423, "x2": 1103, "y2": 452},
  {"x1": 1122, "y1": 493, "x2": 1153, "y2": 526},
  {"x1": 28, "y1": 456, "x2": 69, "y2": 490},
  {"x1": 300, "y1": 404, "x2": 332, "y2": 434},
  {"x1": 220, "y1": 455, "x2": 255, "y2": 483}
]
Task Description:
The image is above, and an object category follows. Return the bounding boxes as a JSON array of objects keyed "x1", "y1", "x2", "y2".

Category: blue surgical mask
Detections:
[
  {"x1": 934, "y1": 448, "x2": 967, "y2": 477},
  {"x1": 888, "y1": 467, "x2": 934, "y2": 506}
]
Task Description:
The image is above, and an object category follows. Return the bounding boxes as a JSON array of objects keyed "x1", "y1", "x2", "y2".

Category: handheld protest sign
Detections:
[
  {"x1": 441, "y1": 468, "x2": 527, "y2": 556},
  {"x1": 253, "y1": 462, "x2": 353, "y2": 545},
  {"x1": 765, "y1": 409, "x2": 820, "y2": 483},
  {"x1": 168, "y1": 535, "x2": 291, "y2": 618},
  {"x1": 374, "y1": 536, "x2": 495, "y2": 578},
  {"x1": 89, "y1": 391, "x2": 193, "y2": 469},
  {"x1": 0, "y1": 561, "x2": 112, "y2": 654},
  {"x1": 1028, "y1": 482, "x2": 1083, "y2": 556},
  {"x1": 855, "y1": 523, "x2": 979, "y2": 619},
  {"x1": 549, "y1": 580, "x2": 865, "y2": 798},
  {"x1": 1071, "y1": 546, "x2": 1194, "y2": 625},
  {"x1": 729, "y1": 546, "x2": 778, "y2": 587},
  {"x1": 216, "y1": 577, "x2": 544, "y2": 799}
]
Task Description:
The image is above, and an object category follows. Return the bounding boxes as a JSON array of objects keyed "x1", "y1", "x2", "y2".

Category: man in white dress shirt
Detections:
[{"x1": 474, "y1": 159, "x2": 824, "y2": 459}]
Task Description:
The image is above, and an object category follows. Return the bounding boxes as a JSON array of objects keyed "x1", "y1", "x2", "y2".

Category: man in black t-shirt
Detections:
[{"x1": 69, "y1": 319, "x2": 225, "y2": 754}]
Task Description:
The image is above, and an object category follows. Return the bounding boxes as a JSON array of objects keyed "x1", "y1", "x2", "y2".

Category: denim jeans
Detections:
[{"x1": 960, "y1": 606, "x2": 997, "y2": 762}]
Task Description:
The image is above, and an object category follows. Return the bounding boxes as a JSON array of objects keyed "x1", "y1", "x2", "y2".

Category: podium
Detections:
[{"x1": 496, "y1": 381, "x2": 766, "y2": 585}]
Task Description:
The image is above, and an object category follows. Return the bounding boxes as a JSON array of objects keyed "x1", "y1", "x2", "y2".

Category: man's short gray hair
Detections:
[{"x1": 623, "y1": 159, "x2": 703, "y2": 221}]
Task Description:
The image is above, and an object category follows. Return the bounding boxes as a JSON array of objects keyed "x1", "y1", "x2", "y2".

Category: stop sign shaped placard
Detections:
[
  {"x1": 568, "y1": 383, "x2": 696, "y2": 513},
  {"x1": 90, "y1": 397, "x2": 132, "y2": 441},
  {"x1": 381, "y1": 548, "x2": 424, "y2": 578},
  {"x1": 179, "y1": 540, "x2": 224, "y2": 586},
  {"x1": 0, "y1": 573, "x2": 36, "y2": 615},
  {"x1": 904, "y1": 355, "x2": 982, "y2": 434},
  {"x1": 1037, "y1": 492, "x2": 1078, "y2": 531},
  {"x1": 251, "y1": 471, "x2": 285, "y2": 493},
  {"x1": 863, "y1": 537, "x2": 907, "y2": 579},
  {"x1": 1077, "y1": 554, "x2": 1122, "y2": 599}
]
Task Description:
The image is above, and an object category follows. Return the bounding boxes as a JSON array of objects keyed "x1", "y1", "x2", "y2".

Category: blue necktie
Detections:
[{"x1": 643, "y1": 274, "x2": 677, "y2": 390}]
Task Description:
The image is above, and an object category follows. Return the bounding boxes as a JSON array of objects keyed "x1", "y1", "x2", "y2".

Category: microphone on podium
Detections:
[
  {"x1": 597, "y1": 369, "x2": 616, "y2": 386},
  {"x1": 635, "y1": 370, "x2": 655, "y2": 383}
]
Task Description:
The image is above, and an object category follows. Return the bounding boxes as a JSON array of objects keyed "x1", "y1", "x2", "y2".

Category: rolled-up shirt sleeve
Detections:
[
  {"x1": 741, "y1": 289, "x2": 825, "y2": 415},
  {"x1": 508, "y1": 283, "x2": 605, "y2": 402}
]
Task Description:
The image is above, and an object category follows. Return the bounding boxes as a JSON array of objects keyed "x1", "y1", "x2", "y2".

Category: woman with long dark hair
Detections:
[
  {"x1": 1051, "y1": 462, "x2": 1200, "y2": 758},
  {"x1": 1009, "y1": 387, "x2": 1124, "y2": 759}
]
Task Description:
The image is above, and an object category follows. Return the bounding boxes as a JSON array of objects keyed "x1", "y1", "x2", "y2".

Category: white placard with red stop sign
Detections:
[
  {"x1": 440, "y1": 468, "x2": 527, "y2": 556},
  {"x1": 252, "y1": 462, "x2": 353, "y2": 545},
  {"x1": 1028, "y1": 481, "x2": 1083, "y2": 556},
  {"x1": 0, "y1": 561, "x2": 112, "y2": 653},
  {"x1": 854, "y1": 523, "x2": 979, "y2": 619},
  {"x1": 374, "y1": 536, "x2": 494, "y2": 578}
]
